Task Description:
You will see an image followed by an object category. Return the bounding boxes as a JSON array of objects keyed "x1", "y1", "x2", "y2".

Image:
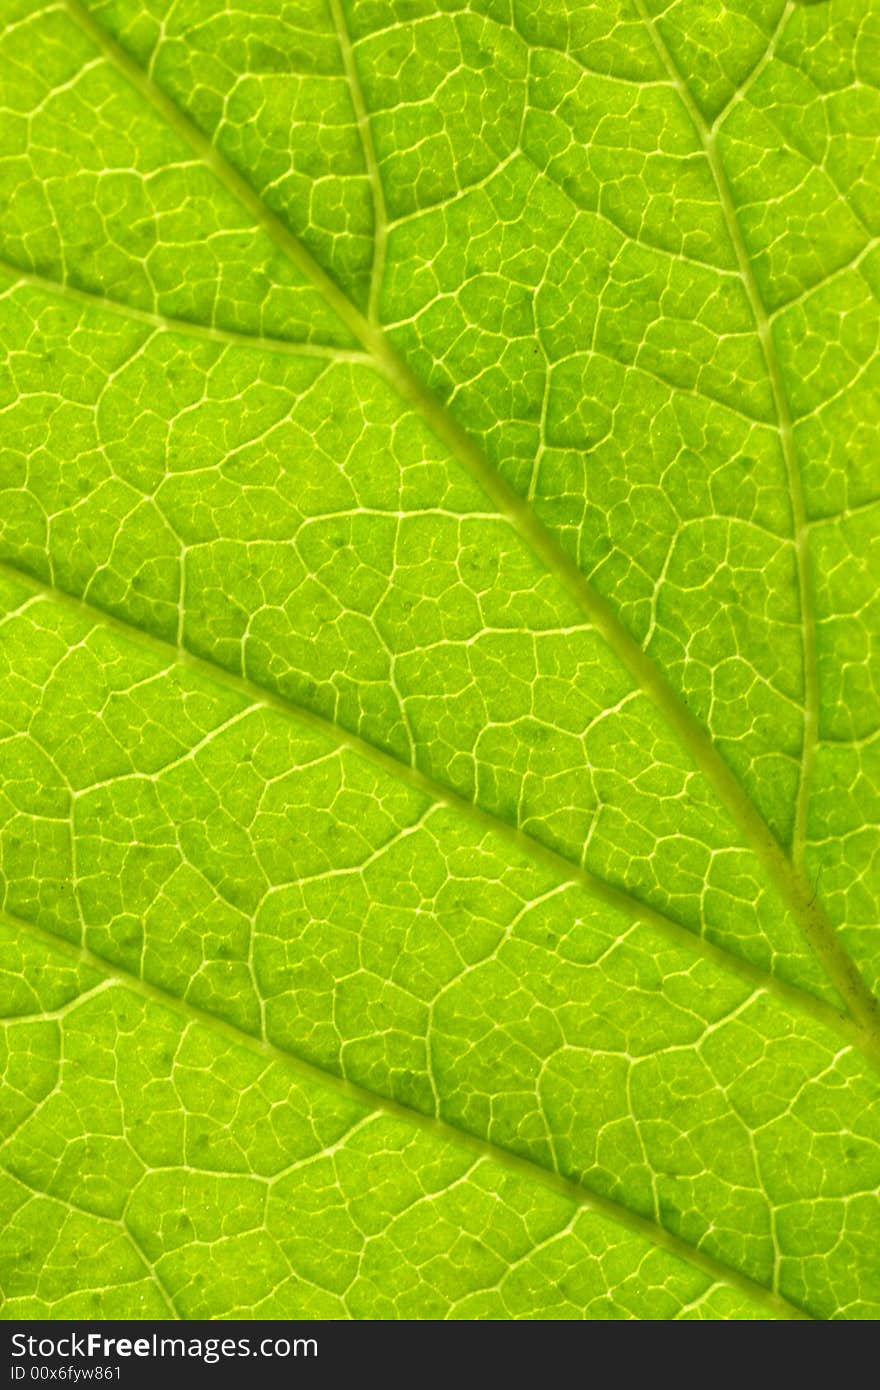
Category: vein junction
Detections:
[
  {"x1": 0, "y1": 0, "x2": 878, "y2": 1322},
  {"x1": 40, "y1": 0, "x2": 880, "y2": 1050}
]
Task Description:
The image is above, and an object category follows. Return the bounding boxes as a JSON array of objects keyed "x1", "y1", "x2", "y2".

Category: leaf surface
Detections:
[{"x1": 0, "y1": 0, "x2": 879, "y2": 1320}]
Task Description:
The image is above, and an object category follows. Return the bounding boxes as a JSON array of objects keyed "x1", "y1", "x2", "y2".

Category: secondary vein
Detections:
[
  {"x1": 1, "y1": 904, "x2": 814, "y2": 1323},
  {"x1": 0, "y1": 257, "x2": 370, "y2": 363},
  {"x1": 327, "y1": 0, "x2": 388, "y2": 323},
  {"x1": 0, "y1": 554, "x2": 857, "y2": 1051},
  {"x1": 55, "y1": 0, "x2": 880, "y2": 1046},
  {"x1": 631, "y1": 4, "x2": 820, "y2": 890}
]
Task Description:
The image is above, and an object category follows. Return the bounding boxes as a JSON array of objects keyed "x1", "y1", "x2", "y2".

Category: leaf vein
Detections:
[
  {"x1": 1, "y1": 903, "x2": 815, "y2": 1323},
  {"x1": 0, "y1": 556, "x2": 864, "y2": 1056},
  {"x1": 53, "y1": 0, "x2": 880, "y2": 1052}
]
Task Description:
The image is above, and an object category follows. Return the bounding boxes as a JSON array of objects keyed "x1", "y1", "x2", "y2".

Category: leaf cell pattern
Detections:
[{"x1": 0, "y1": 0, "x2": 879, "y2": 1320}]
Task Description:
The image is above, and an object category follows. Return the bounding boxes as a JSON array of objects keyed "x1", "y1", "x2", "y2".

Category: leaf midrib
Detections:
[
  {"x1": 1, "y1": 904, "x2": 814, "y2": 1322},
  {"x1": 51, "y1": 0, "x2": 880, "y2": 1046}
]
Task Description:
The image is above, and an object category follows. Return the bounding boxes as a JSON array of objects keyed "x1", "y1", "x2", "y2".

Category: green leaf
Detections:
[{"x1": 1, "y1": 0, "x2": 878, "y2": 1321}]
